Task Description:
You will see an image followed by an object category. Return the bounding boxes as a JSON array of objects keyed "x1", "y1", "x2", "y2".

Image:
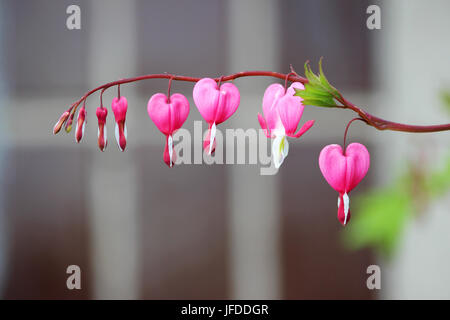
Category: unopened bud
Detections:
[
  {"x1": 75, "y1": 107, "x2": 87, "y2": 143},
  {"x1": 65, "y1": 112, "x2": 75, "y2": 133},
  {"x1": 53, "y1": 111, "x2": 70, "y2": 134}
]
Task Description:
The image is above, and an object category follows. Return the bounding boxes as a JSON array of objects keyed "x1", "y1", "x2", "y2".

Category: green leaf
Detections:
[
  {"x1": 296, "y1": 59, "x2": 340, "y2": 108},
  {"x1": 318, "y1": 57, "x2": 340, "y2": 98},
  {"x1": 300, "y1": 97, "x2": 336, "y2": 107}
]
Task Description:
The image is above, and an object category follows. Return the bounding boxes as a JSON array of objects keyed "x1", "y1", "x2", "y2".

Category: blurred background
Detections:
[{"x1": 0, "y1": 0, "x2": 449, "y2": 299}]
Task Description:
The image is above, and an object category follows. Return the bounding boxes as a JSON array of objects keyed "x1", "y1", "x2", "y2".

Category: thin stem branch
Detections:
[
  {"x1": 343, "y1": 118, "x2": 367, "y2": 151},
  {"x1": 66, "y1": 70, "x2": 450, "y2": 134}
]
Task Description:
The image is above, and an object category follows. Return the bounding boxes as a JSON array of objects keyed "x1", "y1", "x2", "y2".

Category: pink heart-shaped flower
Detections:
[
  {"x1": 319, "y1": 143, "x2": 370, "y2": 226},
  {"x1": 193, "y1": 78, "x2": 240, "y2": 154},
  {"x1": 259, "y1": 82, "x2": 313, "y2": 138},
  {"x1": 193, "y1": 78, "x2": 240, "y2": 125},
  {"x1": 147, "y1": 93, "x2": 190, "y2": 167},
  {"x1": 258, "y1": 82, "x2": 315, "y2": 168}
]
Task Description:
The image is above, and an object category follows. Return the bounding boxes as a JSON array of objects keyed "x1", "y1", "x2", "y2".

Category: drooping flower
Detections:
[
  {"x1": 75, "y1": 106, "x2": 86, "y2": 143},
  {"x1": 318, "y1": 143, "x2": 370, "y2": 226},
  {"x1": 96, "y1": 107, "x2": 108, "y2": 152},
  {"x1": 111, "y1": 96, "x2": 128, "y2": 151},
  {"x1": 147, "y1": 92, "x2": 190, "y2": 167},
  {"x1": 53, "y1": 110, "x2": 70, "y2": 134},
  {"x1": 258, "y1": 82, "x2": 315, "y2": 168},
  {"x1": 193, "y1": 78, "x2": 240, "y2": 154}
]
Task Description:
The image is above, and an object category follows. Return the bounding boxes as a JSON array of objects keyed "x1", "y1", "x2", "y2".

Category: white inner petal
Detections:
[
  {"x1": 74, "y1": 124, "x2": 78, "y2": 142},
  {"x1": 104, "y1": 125, "x2": 107, "y2": 146},
  {"x1": 168, "y1": 135, "x2": 173, "y2": 167},
  {"x1": 124, "y1": 123, "x2": 128, "y2": 139},
  {"x1": 343, "y1": 192, "x2": 350, "y2": 225},
  {"x1": 337, "y1": 195, "x2": 341, "y2": 208},
  {"x1": 115, "y1": 123, "x2": 121, "y2": 151},
  {"x1": 209, "y1": 122, "x2": 216, "y2": 155},
  {"x1": 272, "y1": 133, "x2": 288, "y2": 169}
]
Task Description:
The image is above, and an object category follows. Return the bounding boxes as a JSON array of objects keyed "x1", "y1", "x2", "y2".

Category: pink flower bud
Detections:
[
  {"x1": 53, "y1": 111, "x2": 70, "y2": 134},
  {"x1": 65, "y1": 112, "x2": 75, "y2": 133},
  {"x1": 75, "y1": 106, "x2": 86, "y2": 143},
  {"x1": 111, "y1": 97, "x2": 128, "y2": 151},
  {"x1": 96, "y1": 107, "x2": 108, "y2": 152}
]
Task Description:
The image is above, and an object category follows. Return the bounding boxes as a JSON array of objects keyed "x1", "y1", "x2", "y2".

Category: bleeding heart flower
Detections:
[
  {"x1": 111, "y1": 96, "x2": 128, "y2": 151},
  {"x1": 75, "y1": 106, "x2": 86, "y2": 143},
  {"x1": 147, "y1": 93, "x2": 190, "y2": 167},
  {"x1": 318, "y1": 143, "x2": 370, "y2": 226},
  {"x1": 193, "y1": 78, "x2": 240, "y2": 154},
  {"x1": 258, "y1": 82, "x2": 315, "y2": 168},
  {"x1": 96, "y1": 107, "x2": 108, "y2": 152}
]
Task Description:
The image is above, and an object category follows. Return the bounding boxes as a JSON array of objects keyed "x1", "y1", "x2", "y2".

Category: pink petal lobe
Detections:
[
  {"x1": 277, "y1": 97, "x2": 304, "y2": 136},
  {"x1": 289, "y1": 120, "x2": 315, "y2": 138},
  {"x1": 262, "y1": 83, "x2": 285, "y2": 131},
  {"x1": 344, "y1": 143, "x2": 370, "y2": 192},
  {"x1": 215, "y1": 83, "x2": 240, "y2": 124},
  {"x1": 277, "y1": 82, "x2": 307, "y2": 136},
  {"x1": 318, "y1": 144, "x2": 347, "y2": 193},
  {"x1": 257, "y1": 113, "x2": 272, "y2": 138},
  {"x1": 193, "y1": 78, "x2": 240, "y2": 125}
]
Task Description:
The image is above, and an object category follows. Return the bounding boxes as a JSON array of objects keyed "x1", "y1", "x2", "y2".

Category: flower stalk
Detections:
[{"x1": 62, "y1": 69, "x2": 450, "y2": 135}]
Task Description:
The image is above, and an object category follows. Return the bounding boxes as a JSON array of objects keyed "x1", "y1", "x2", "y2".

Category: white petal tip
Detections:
[
  {"x1": 209, "y1": 123, "x2": 216, "y2": 155},
  {"x1": 168, "y1": 135, "x2": 173, "y2": 167},
  {"x1": 343, "y1": 192, "x2": 350, "y2": 225}
]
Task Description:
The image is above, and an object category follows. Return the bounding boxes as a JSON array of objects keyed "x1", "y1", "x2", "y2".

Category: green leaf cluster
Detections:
[{"x1": 294, "y1": 58, "x2": 340, "y2": 107}]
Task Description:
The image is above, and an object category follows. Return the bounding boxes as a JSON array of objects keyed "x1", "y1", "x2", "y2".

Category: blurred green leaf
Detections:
[
  {"x1": 344, "y1": 155, "x2": 450, "y2": 258},
  {"x1": 440, "y1": 91, "x2": 450, "y2": 114},
  {"x1": 343, "y1": 175, "x2": 412, "y2": 257},
  {"x1": 425, "y1": 155, "x2": 450, "y2": 197}
]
